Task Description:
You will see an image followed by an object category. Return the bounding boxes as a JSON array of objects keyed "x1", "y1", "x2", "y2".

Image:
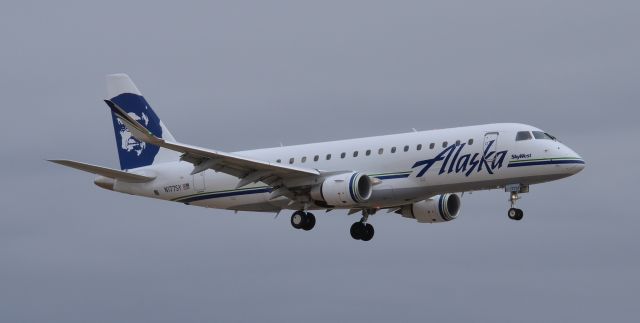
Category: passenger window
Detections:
[
  {"x1": 289, "y1": 158, "x2": 294, "y2": 164},
  {"x1": 276, "y1": 159, "x2": 281, "y2": 163},
  {"x1": 468, "y1": 139, "x2": 473, "y2": 145},
  {"x1": 326, "y1": 154, "x2": 331, "y2": 160},
  {"x1": 404, "y1": 145, "x2": 409, "y2": 152},
  {"x1": 429, "y1": 143, "x2": 435, "y2": 149},
  {"x1": 314, "y1": 155, "x2": 319, "y2": 162},
  {"x1": 391, "y1": 147, "x2": 396, "y2": 153},
  {"x1": 442, "y1": 141, "x2": 448, "y2": 148},
  {"x1": 366, "y1": 149, "x2": 371, "y2": 156},
  {"x1": 301, "y1": 156, "x2": 307, "y2": 163},
  {"x1": 378, "y1": 148, "x2": 384, "y2": 155},
  {"x1": 417, "y1": 144, "x2": 422, "y2": 151},
  {"x1": 516, "y1": 131, "x2": 533, "y2": 141},
  {"x1": 455, "y1": 140, "x2": 461, "y2": 146},
  {"x1": 353, "y1": 151, "x2": 358, "y2": 157},
  {"x1": 341, "y1": 152, "x2": 346, "y2": 158}
]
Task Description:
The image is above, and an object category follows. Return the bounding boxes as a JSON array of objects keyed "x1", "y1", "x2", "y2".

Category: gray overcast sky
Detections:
[{"x1": 1, "y1": 0, "x2": 639, "y2": 322}]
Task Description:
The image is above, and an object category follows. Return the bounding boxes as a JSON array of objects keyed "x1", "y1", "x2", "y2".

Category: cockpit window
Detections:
[
  {"x1": 516, "y1": 131, "x2": 533, "y2": 141},
  {"x1": 532, "y1": 131, "x2": 556, "y2": 140}
]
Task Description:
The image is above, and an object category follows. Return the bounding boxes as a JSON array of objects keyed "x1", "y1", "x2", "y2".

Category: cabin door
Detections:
[{"x1": 483, "y1": 132, "x2": 499, "y2": 162}]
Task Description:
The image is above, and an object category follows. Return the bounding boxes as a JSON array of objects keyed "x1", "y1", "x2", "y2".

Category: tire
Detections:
[
  {"x1": 361, "y1": 223, "x2": 375, "y2": 241},
  {"x1": 508, "y1": 208, "x2": 518, "y2": 220},
  {"x1": 508, "y1": 208, "x2": 524, "y2": 221},
  {"x1": 350, "y1": 222, "x2": 365, "y2": 240},
  {"x1": 291, "y1": 211, "x2": 305, "y2": 229},
  {"x1": 514, "y1": 208, "x2": 524, "y2": 221},
  {"x1": 302, "y1": 213, "x2": 316, "y2": 231}
]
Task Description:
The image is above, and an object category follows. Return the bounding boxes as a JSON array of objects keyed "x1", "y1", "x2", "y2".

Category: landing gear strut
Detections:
[
  {"x1": 505, "y1": 184, "x2": 527, "y2": 221},
  {"x1": 291, "y1": 210, "x2": 315, "y2": 231},
  {"x1": 350, "y1": 209, "x2": 375, "y2": 241}
]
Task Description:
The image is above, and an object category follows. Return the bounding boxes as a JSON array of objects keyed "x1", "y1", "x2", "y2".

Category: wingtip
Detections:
[
  {"x1": 104, "y1": 100, "x2": 162, "y2": 144},
  {"x1": 103, "y1": 99, "x2": 120, "y2": 115},
  {"x1": 48, "y1": 159, "x2": 76, "y2": 167}
]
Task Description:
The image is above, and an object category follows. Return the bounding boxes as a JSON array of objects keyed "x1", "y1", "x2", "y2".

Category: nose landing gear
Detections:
[
  {"x1": 508, "y1": 206, "x2": 524, "y2": 221},
  {"x1": 506, "y1": 184, "x2": 528, "y2": 221}
]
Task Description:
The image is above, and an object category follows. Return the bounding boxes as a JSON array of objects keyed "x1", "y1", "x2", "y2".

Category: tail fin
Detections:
[{"x1": 106, "y1": 74, "x2": 180, "y2": 170}]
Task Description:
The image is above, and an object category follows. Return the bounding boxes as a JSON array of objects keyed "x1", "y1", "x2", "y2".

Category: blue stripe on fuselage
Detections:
[
  {"x1": 178, "y1": 187, "x2": 273, "y2": 203},
  {"x1": 507, "y1": 160, "x2": 585, "y2": 168},
  {"x1": 374, "y1": 174, "x2": 411, "y2": 180}
]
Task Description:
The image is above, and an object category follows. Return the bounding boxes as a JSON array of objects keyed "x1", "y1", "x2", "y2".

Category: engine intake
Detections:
[
  {"x1": 310, "y1": 172, "x2": 372, "y2": 206},
  {"x1": 398, "y1": 193, "x2": 461, "y2": 223}
]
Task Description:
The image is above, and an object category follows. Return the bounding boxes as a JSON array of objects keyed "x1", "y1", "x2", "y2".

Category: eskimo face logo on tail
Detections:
[
  {"x1": 412, "y1": 140, "x2": 508, "y2": 177},
  {"x1": 110, "y1": 93, "x2": 163, "y2": 169},
  {"x1": 117, "y1": 112, "x2": 149, "y2": 156}
]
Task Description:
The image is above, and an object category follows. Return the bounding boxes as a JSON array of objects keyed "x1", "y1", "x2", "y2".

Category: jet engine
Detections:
[
  {"x1": 310, "y1": 172, "x2": 372, "y2": 206},
  {"x1": 398, "y1": 193, "x2": 461, "y2": 223}
]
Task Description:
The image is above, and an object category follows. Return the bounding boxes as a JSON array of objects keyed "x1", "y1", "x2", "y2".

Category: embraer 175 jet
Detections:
[{"x1": 51, "y1": 74, "x2": 585, "y2": 241}]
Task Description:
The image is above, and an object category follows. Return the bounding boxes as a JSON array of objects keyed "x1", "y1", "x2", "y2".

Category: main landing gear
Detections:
[
  {"x1": 506, "y1": 184, "x2": 528, "y2": 221},
  {"x1": 290, "y1": 209, "x2": 376, "y2": 241},
  {"x1": 350, "y1": 209, "x2": 375, "y2": 241},
  {"x1": 290, "y1": 210, "x2": 316, "y2": 231}
]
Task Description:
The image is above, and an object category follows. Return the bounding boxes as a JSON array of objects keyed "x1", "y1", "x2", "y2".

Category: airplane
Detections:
[{"x1": 50, "y1": 74, "x2": 585, "y2": 241}]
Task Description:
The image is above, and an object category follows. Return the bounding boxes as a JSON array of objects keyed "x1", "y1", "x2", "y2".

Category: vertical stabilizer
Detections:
[{"x1": 106, "y1": 73, "x2": 180, "y2": 170}]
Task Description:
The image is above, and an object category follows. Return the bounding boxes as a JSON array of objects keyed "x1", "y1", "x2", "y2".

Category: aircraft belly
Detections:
[
  {"x1": 421, "y1": 173, "x2": 571, "y2": 195},
  {"x1": 186, "y1": 190, "x2": 272, "y2": 209}
]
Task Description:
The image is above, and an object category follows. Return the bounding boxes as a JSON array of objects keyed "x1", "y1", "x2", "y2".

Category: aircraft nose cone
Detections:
[
  {"x1": 563, "y1": 147, "x2": 585, "y2": 175},
  {"x1": 571, "y1": 158, "x2": 586, "y2": 174}
]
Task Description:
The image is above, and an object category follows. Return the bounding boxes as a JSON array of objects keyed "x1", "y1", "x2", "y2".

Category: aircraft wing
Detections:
[
  {"x1": 105, "y1": 100, "x2": 321, "y2": 190},
  {"x1": 49, "y1": 159, "x2": 156, "y2": 183}
]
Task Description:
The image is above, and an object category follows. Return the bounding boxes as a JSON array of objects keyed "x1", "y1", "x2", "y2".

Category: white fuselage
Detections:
[{"x1": 110, "y1": 123, "x2": 584, "y2": 212}]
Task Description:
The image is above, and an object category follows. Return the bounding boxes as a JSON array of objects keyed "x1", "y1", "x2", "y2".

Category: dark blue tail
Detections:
[{"x1": 106, "y1": 74, "x2": 179, "y2": 170}]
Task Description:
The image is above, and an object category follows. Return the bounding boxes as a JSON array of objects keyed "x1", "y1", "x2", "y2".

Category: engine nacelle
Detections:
[
  {"x1": 398, "y1": 194, "x2": 461, "y2": 223},
  {"x1": 310, "y1": 172, "x2": 372, "y2": 206}
]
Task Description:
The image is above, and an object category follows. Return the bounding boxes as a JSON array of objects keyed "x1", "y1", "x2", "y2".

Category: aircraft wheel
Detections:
[
  {"x1": 350, "y1": 222, "x2": 365, "y2": 240},
  {"x1": 361, "y1": 223, "x2": 375, "y2": 241},
  {"x1": 302, "y1": 212, "x2": 316, "y2": 231},
  {"x1": 291, "y1": 211, "x2": 306, "y2": 229},
  {"x1": 508, "y1": 208, "x2": 524, "y2": 221}
]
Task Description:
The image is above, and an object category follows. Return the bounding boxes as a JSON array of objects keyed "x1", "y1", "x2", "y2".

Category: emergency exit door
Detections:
[{"x1": 193, "y1": 172, "x2": 206, "y2": 193}]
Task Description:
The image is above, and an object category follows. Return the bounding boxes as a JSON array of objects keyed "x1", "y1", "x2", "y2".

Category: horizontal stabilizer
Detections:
[{"x1": 48, "y1": 159, "x2": 155, "y2": 183}]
